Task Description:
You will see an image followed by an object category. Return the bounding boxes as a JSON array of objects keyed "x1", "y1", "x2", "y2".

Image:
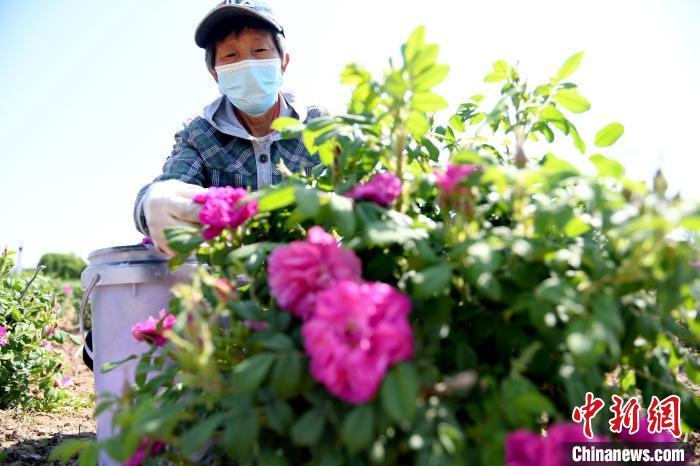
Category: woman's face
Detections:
[{"x1": 212, "y1": 28, "x2": 288, "y2": 81}]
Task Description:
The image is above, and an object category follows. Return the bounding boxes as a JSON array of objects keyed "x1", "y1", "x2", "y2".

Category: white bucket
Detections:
[{"x1": 80, "y1": 244, "x2": 199, "y2": 466}]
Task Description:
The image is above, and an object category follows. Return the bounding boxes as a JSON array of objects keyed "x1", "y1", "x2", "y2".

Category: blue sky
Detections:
[{"x1": 1, "y1": 0, "x2": 699, "y2": 268}]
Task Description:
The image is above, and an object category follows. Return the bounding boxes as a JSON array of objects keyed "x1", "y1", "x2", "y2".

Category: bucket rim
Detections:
[{"x1": 88, "y1": 244, "x2": 154, "y2": 258}]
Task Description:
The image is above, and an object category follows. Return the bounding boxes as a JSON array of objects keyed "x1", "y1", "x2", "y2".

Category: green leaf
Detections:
[
  {"x1": 329, "y1": 194, "x2": 357, "y2": 237},
  {"x1": 231, "y1": 353, "x2": 276, "y2": 395},
  {"x1": 411, "y1": 263, "x2": 452, "y2": 298},
  {"x1": 341, "y1": 405, "x2": 375, "y2": 453},
  {"x1": 539, "y1": 104, "x2": 567, "y2": 123},
  {"x1": 295, "y1": 187, "x2": 321, "y2": 218},
  {"x1": 570, "y1": 125, "x2": 587, "y2": 153},
  {"x1": 100, "y1": 354, "x2": 137, "y2": 374},
  {"x1": 258, "y1": 186, "x2": 296, "y2": 212},
  {"x1": 406, "y1": 111, "x2": 430, "y2": 137},
  {"x1": 534, "y1": 84, "x2": 552, "y2": 97},
  {"x1": 484, "y1": 71, "x2": 507, "y2": 83},
  {"x1": 552, "y1": 88, "x2": 591, "y2": 113},
  {"x1": 380, "y1": 362, "x2": 419, "y2": 424},
  {"x1": 164, "y1": 225, "x2": 204, "y2": 254},
  {"x1": 590, "y1": 154, "x2": 625, "y2": 179},
  {"x1": 411, "y1": 44, "x2": 439, "y2": 74},
  {"x1": 449, "y1": 114, "x2": 465, "y2": 132},
  {"x1": 227, "y1": 242, "x2": 278, "y2": 262},
  {"x1": 259, "y1": 333, "x2": 295, "y2": 351},
  {"x1": 412, "y1": 92, "x2": 448, "y2": 112},
  {"x1": 554, "y1": 51, "x2": 584, "y2": 82},
  {"x1": 403, "y1": 26, "x2": 426, "y2": 64},
  {"x1": 49, "y1": 439, "x2": 89, "y2": 464},
  {"x1": 222, "y1": 407, "x2": 259, "y2": 458},
  {"x1": 271, "y1": 352, "x2": 303, "y2": 397},
  {"x1": 493, "y1": 60, "x2": 508, "y2": 72},
  {"x1": 413, "y1": 64, "x2": 450, "y2": 91},
  {"x1": 181, "y1": 413, "x2": 225, "y2": 456},
  {"x1": 78, "y1": 442, "x2": 99, "y2": 466},
  {"x1": 594, "y1": 122, "x2": 624, "y2": 147},
  {"x1": 564, "y1": 217, "x2": 590, "y2": 237},
  {"x1": 265, "y1": 399, "x2": 294, "y2": 435},
  {"x1": 291, "y1": 409, "x2": 326, "y2": 446},
  {"x1": 680, "y1": 215, "x2": 700, "y2": 231},
  {"x1": 271, "y1": 117, "x2": 304, "y2": 133},
  {"x1": 259, "y1": 450, "x2": 290, "y2": 466}
]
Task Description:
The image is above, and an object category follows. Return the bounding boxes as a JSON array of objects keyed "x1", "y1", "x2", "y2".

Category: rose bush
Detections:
[
  {"x1": 0, "y1": 247, "x2": 78, "y2": 410},
  {"x1": 60, "y1": 27, "x2": 700, "y2": 465}
]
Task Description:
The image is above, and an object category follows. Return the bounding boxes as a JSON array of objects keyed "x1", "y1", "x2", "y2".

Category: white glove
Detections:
[{"x1": 143, "y1": 179, "x2": 208, "y2": 256}]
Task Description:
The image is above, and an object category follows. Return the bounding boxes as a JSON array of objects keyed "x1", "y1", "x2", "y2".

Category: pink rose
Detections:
[
  {"x1": 63, "y1": 285, "x2": 73, "y2": 295},
  {"x1": 131, "y1": 309, "x2": 176, "y2": 346},
  {"x1": 124, "y1": 438, "x2": 165, "y2": 466},
  {"x1": 434, "y1": 163, "x2": 477, "y2": 197},
  {"x1": 302, "y1": 280, "x2": 414, "y2": 404},
  {"x1": 193, "y1": 186, "x2": 259, "y2": 240},
  {"x1": 346, "y1": 172, "x2": 402, "y2": 207},
  {"x1": 0, "y1": 326, "x2": 8, "y2": 347},
  {"x1": 267, "y1": 226, "x2": 362, "y2": 320},
  {"x1": 506, "y1": 422, "x2": 607, "y2": 466},
  {"x1": 505, "y1": 429, "x2": 542, "y2": 466}
]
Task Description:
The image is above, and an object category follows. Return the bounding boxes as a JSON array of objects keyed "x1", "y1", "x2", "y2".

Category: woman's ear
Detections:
[
  {"x1": 281, "y1": 53, "x2": 290, "y2": 74},
  {"x1": 210, "y1": 69, "x2": 219, "y2": 83}
]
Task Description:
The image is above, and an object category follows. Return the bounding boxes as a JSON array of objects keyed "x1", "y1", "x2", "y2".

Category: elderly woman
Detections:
[{"x1": 133, "y1": 0, "x2": 326, "y2": 255}]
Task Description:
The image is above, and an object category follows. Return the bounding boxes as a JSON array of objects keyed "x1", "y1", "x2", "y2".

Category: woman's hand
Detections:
[{"x1": 143, "y1": 179, "x2": 207, "y2": 256}]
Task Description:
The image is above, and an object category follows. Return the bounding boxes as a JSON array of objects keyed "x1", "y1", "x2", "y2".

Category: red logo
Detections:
[
  {"x1": 647, "y1": 395, "x2": 682, "y2": 439},
  {"x1": 609, "y1": 395, "x2": 641, "y2": 435},
  {"x1": 572, "y1": 392, "x2": 605, "y2": 439},
  {"x1": 572, "y1": 393, "x2": 682, "y2": 439}
]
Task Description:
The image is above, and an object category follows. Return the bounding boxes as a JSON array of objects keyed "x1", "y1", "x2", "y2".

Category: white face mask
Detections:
[{"x1": 215, "y1": 58, "x2": 284, "y2": 116}]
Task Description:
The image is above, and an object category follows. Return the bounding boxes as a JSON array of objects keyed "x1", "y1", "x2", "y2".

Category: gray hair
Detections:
[{"x1": 204, "y1": 20, "x2": 286, "y2": 74}]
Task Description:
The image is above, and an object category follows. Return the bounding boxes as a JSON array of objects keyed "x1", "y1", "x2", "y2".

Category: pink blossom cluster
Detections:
[
  {"x1": 62, "y1": 284, "x2": 73, "y2": 296},
  {"x1": 0, "y1": 325, "x2": 8, "y2": 347},
  {"x1": 506, "y1": 422, "x2": 606, "y2": 466},
  {"x1": 193, "y1": 186, "x2": 259, "y2": 240},
  {"x1": 303, "y1": 281, "x2": 414, "y2": 403},
  {"x1": 346, "y1": 172, "x2": 402, "y2": 207},
  {"x1": 506, "y1": 417, "x2": 674, "y2": 466},
  {"x1": 131, "y1": 309, "x2": 176, "y2": 346},
  {"x1": 268, "y1": 226, "x2": 362, "y2": 320},
  {"x1": 125, "y1": 438, "x2": 165, "y2": 466},
  {"x1": 268, "y1": 226, "x2": 414, "y2": 404},
  {"x1": 434, "y1": 163, "x2": 478, "y2": 210}
]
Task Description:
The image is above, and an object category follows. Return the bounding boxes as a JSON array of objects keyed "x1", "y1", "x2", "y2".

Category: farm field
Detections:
[{"x1": 1, "y1": 312, "x2": 95, "y2": 465}]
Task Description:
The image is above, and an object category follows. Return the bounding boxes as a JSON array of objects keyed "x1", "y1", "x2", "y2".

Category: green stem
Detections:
[{"x1": 392, "y1": 109, "x2": 407, "y2": 212}]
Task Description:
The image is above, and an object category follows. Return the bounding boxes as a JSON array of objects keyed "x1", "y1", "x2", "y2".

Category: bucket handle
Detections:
[{"x1": 80, "y1": 273, "x2": 100, "y2": 360}]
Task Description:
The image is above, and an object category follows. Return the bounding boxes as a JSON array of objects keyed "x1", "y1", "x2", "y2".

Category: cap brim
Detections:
[{"x1": 194, "y1": 5, "x2": 284, "y2": 48}]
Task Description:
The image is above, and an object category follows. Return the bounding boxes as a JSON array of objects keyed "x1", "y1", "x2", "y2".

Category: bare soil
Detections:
[{"x1": 0, "y1": 328, "x2": 96, "y2": 465}]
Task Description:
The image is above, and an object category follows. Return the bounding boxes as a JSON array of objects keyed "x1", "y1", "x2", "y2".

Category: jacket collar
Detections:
[{"x1": 202, "y1": 89, "x2": 306, "y2": 141}]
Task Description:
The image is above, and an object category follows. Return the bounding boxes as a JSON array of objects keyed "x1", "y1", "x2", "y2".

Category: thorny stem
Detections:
[{"x1": 19, "y1": 265, "x2": 44, "y2": 302}]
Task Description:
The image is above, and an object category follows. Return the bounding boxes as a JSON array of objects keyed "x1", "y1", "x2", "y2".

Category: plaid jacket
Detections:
[{"x1": 133, "y1": 100, "x2": 328, "y2": 236}]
